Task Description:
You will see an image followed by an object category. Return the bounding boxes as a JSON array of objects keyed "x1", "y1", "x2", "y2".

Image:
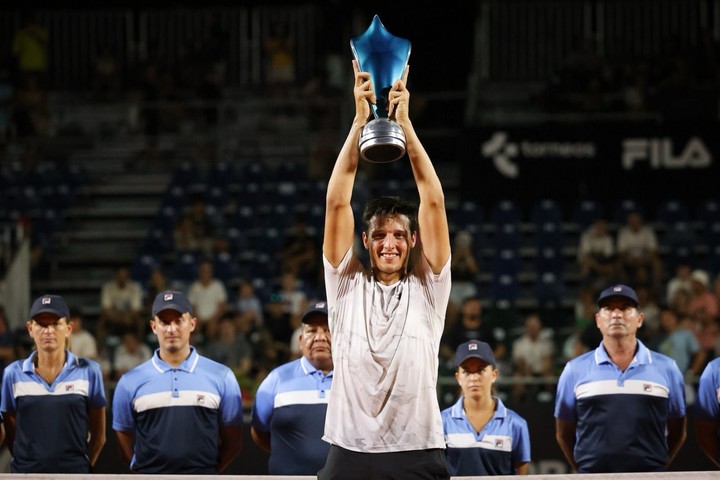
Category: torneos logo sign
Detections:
[
  {"x1": 482, "y1": 131, "x2": 596, "y2": 178},
  {"x1": 621, "y1": 137, "x2": 712, "y2": 169}
]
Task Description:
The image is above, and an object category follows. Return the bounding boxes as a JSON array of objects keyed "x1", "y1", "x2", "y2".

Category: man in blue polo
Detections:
[
  {"x1": 251, "y1": 300, "x2": 332, "y2": 475},
  {"x1": 554, "y1": 284, "x2": 686, "y2": 473},
  {"x1": 112, "y1": 290, "x2": 243, "y2": 473}
]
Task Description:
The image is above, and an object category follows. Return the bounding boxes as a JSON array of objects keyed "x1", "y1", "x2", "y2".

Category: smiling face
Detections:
[
  {"x1": 596, "y1": 296, "x2": 644, "y2": 340},
  {"x1": 456, "y1": 357, "x2": 497, "y2": 399},
  {"x1": 28, "y1": 313, "x2": 72, "y2": 353},
  {"x1": 362, "y1": 214, "x2": 416, "y2": 284}
]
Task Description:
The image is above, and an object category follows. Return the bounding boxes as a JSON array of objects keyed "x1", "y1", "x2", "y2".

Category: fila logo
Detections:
[
  {"x1": 495, "y1": 439, "x2": 504, "y2": 448},
  {"x1": 164, "y1": 293, "x2": 174, "y2": 301},
  {"x1": 613, "y1": 286, "x2": 622, "y2": 292},
  {"x1": 42, "y1": 297, "x2": 52, "y2": 304},
  {"x1": 622, "y1": 137, "x2": 712, "y2": 169},
  {"x1": 197, "y1": 394, "x2": 205, "y2": 404},
  {"x1": 65, "y1": 384, "x2": 74, "y2": 392},
  {"x1": 643, "y1": 384, "x2": 652, "y2": 392},
  {"x1": 469, "y1": 343, "x2": 478, "y2": 351}
]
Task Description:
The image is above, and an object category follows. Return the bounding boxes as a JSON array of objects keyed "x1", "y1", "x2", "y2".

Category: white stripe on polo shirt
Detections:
[
  {"x1": 133, "y1": 390, "x2": 221, "y2": 412},
  {"x1": 575, "y1": 379, "x2": 669, "y2": 399},
  {"x1": 13, "y1": 380, "x2": 90, "y2": 397},
  {"x1": 274, "y1": 389, "x2": 330, "y2": 409},
  {"x1": 446, "y1": 433, "x2": 513, "y2": 452}
]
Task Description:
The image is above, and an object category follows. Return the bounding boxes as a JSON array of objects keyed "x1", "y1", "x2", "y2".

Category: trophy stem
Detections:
[{"x1": 359, "y1": 118, "x2": 406, "y2": 163}]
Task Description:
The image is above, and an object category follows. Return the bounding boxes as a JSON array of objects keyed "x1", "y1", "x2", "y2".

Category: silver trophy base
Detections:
[{"x1": 359, "y1": 118, "x2": 406, "y2": 163}]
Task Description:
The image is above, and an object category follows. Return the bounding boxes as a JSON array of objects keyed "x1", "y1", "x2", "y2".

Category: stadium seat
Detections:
[{"x1": 571, "y1": 200, "x2": 603, "y2": 230}]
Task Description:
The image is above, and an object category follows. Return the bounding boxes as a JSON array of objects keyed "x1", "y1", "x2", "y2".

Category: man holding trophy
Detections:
[{"x1": 319, "y1": 17, "x2": 452, "y2": 480}]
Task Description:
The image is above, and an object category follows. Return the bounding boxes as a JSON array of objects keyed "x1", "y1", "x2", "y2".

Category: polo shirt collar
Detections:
[
  {"x1": 152, "y1": 346, "x2": 199, "y2": 373},
  {"x1": 451, "y1": 395, "x2": 507, "y2": 420},
  {"x1": 300, "y1": 355, "x2": 333, "y2": 377},
  {"x1": 594, "y1": 339, "x2": 652, "y2": 366},
  {"x1": 22, "y1": 349, "x2": 77, "y2": 373}
]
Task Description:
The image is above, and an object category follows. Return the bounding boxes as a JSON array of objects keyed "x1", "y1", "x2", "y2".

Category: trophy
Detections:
[{"x1": 351, "y1": 15, "x2": 411, "y2": 163}]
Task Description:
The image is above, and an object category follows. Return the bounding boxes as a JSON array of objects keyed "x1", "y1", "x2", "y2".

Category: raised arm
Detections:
[
  {"x1": 323, "y1": 60, "x2": 374, "y2": 267},
  {"x1": 388, "y1": 69, "x2": 450, "y2": 273}
]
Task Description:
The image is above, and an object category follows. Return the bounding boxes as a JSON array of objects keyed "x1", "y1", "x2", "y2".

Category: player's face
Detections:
[
  {"x1": 595, "y1": 297, "x2": 644, "y2": 339},
  {"x1": 363, "y1": 214, "x2": 416, "y2": 284},
  {"x1": 456, "y1": 357, "x2": 497, "y2": 398},
  {"x1": 151, "y1": 310, "x2": 196, "y2": 354},
  {"x1": 300, "y1": 317, "x2": 332, "y2": 371},
  {"x1": 28, "y1": 313, "x2": 72, "y2": 353}
]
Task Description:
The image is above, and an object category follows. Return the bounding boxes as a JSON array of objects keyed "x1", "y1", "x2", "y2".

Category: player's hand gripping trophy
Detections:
[{"x1": 351, "y1": 15, "x2": 411, "y2": 163}]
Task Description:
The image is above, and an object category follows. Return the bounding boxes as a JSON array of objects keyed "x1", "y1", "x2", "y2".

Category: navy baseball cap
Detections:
[
  {"x1": 301, "y1": 301, "x2": 328, "y2": 324},
  {"x1": 152, "y1": 290, "x2": 193, "y2": 317},
  {"x1": 597, "y1": 284, "x2": 639, "y2": 307},
  {"x1": 455, "y1": 340, "x2": 495, "y2": 367},
  {"x1": 29, "y1": 294, "x2": 70, "y2": 320}
]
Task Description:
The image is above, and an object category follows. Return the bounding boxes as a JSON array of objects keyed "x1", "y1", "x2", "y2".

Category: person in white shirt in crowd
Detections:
[
  {"x1": 511, "y1": 312, "x2": 555, "y2": 402},
  {"x1": 187, "y1": 260, "x2": 227, "y2": 342}
]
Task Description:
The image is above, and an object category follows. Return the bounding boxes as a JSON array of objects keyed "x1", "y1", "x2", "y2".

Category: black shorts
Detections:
[{"x1": 317, "y1": 445, "x2": 450, "y2": 480}]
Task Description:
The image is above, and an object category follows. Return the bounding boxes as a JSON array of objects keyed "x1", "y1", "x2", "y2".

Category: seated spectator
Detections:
[
  {"x1": 236, "y1": 280, "x2": 264, "y2": 329},
  {"x1": 173, "y1": 215, "x2": 202, "y2": 253},
  {"x1": 577, "y1": 218, "x2": 617, "y2": 289},
  {"x1": 440, "y1": 297, "x2": 505, "y2": 369},
  {"x1": 143, "y1": 267, "x2": 168, "y2": 318},
  {"x1": 187, "y1": 260, "x2": 228, "y2": 342},
  {"x1": 657, "y1": 308, "x2": 706, "y2": 380},
  {"x1": 563, "y1": 287, "x2": 596, "y2": 362},
  {"x1": 203, "y1": 314, "x2": 252, "y2": 377},
  {"x1": 280, "y1": 215, "x2": 319, "y2": 287},
  {"x1": 689, "y1": 269, "x2": 719, "y2": 323},
  {"x1": 616, "y1": 211, "x2": 662, "y2": 287},
  {"x1": 277, "y1": 271, "x2": 307, "y2": 331},
  {"x1": 98, "y1": 266, "x2": 144, "y2": 341},
  {"x1": 448, "y1": 230, "x2": 480, "y2": 322},
  {"x1": 637, "y1": 285, "x2": 661, "y2": 344},
  {"x1": 666, "y1": 262, "x2": 694, "y2": 306},
  {"x1": 112, "y1": 332, "x2": 152, "y2": 379},
  {"x1": 69, "y1": 308, "x2": 98, "y2": 360},
  {"x1": 511, "y1": 312, "x2": 555, "y2": 402}
]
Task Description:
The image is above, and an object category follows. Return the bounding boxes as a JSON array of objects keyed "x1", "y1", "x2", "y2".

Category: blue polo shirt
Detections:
[
  {"x1": 252, "y1": 356, "x2": 332, "y2": 475},
  {"x1": 112, "y1": 347, "x2": 243, "y2": 474},
  {"x1": 0, "y1": 350, "x2": 106, "y2": 473},
  {"x1": 554, "y1": 340, "x2": 685, "y2": 473},
  {"x1": 696, "y1": 357, "x2": 720, "y2": 420},
  {"x1": 441, "y1": 396, "x2": 530, "y2": 476}
]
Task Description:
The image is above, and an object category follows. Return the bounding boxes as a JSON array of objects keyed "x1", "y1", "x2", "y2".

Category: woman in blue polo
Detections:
[
  {"x1": 441, "y1": 340, "x2": 530, "y2": 476},
  {"x1": 0, "y1": 295, "x2": 106, "y2": 473}
]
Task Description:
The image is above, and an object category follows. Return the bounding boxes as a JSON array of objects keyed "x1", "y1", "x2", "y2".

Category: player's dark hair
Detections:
[{"x1": 362, "y1": 196, "x2": 418, "y2": 235}]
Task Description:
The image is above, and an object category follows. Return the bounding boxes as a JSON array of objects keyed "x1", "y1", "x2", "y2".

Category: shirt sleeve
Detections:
[
  {"x1": 666, "y1": 359, "x2": 687, "y2": 419},
  {"x1": 251, "y1": 370, "x2": 279, "y2": 432},
  {"x1": 219, "y1": 368, "x2": 243, "y2": 426},
  {"x1": 88, "y1": 360, "x2": 107, "y2": 408},
  {"x1": 111, "y1": 376, "x2": 136, "y2": 433},
  {"x1": 554, "y1": 362, "x2": 577, "y2": 421},
  {"x1": 696, "y1": 361, "x2": 720, "y2": 420},
  {"x1": 512, "y1": 416, "x2": 532, "y2": 464},
  {"x1": 0, "y1": 364, "x2": 17, "y2": 414}
]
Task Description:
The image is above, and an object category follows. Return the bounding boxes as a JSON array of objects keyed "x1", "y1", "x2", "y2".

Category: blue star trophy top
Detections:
[{"x1": 351, "y1": 15, "x2": 411, "y2": 163}]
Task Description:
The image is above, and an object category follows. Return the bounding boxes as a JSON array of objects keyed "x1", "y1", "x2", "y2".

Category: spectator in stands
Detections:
[
  {"x1": 251, "y1": 300, "x2": 332, "y2": 475},
  {"x1": 666, "y1": 262, "x2": 693, "y2": 306},
  {"x1": 511, "y1": 312, "x2": 555, "y2": 402},
  {"x1": 448, "y1": 230, "x2": 480, "y2": 322},
  {"x1": 112, "y1": 290, "x2": 243, "y2": 473},
  {"x1": 11, "y1": 10, "x2": 49, "y2": 89},
  {"x1": 688, "y1": 269, "x2": 719, "y2": 323},
  {"x1": 555, "y1": 284, "x2": 686, "y2": 473},
  {"x1": 280, "y1": 215, "x2": 320, "y2": 287},
  {"x1": 69, "y1": 308, "x2": 98, "y2": 361},
  {"x1": 636, "y1": 285, "x2": 661, "y2": 344},
  {"x1": 563, "y1": 287, "x2": 596, "y2": 362},
  {"x1": 173, "y1": 214, "x2": 202, "y2": 253},
  {"x1": 112, "y1": 331, "x2": 152, "y2": 379},
  {"x1": 657, "y1": 308, "x2": 706, "y2": 380},
  {"x1": 203, "y1": 313, "x2": 252, "y2": 378},
  {"x1": 91, "y1": 48, "x2": 121, "y2": 101},
  {"x1": 1, "y1": 294, "x2": 106, "y2": 473},
  {"x1": 616, "y1": 211, "x2": 662, "y2": 288},
  {"x1": 695, "y1": 356, "x2": 720, "y2": 468},
  {"x1": 99, "y1": 266, "x2": 144, "y2": 341},
  {"x1": 440, "y1": 297, "x2": 505, "y2": 369},
  {"x1": 577, "y1": 218, "x2": 616, "y2": 289},
  {"x1": 236, "y1": 280, "x2": 264, "y2": 329},
  {"x1": 277, "y1": 271, "x2": 307, "y2": 331},
  {"x1": 143, "y1": 267, "x2": 168, "y2": 318},
  {"x1": 442, "y1": 340, "x2": 530, "y2": 475},
  {"x1": 187, "y1": 259, "x2": 228, "y2": 342}
]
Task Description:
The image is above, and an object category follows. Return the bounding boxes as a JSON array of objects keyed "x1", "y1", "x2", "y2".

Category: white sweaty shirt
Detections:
[{"x1": 322, "y1": 247, "x2": 451, "y2": 453}]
